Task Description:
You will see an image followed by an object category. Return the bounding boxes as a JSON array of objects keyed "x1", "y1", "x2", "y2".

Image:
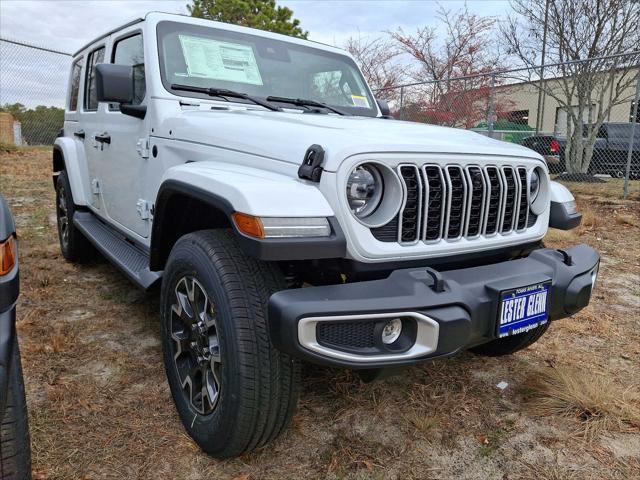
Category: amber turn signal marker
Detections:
[
  {"x1": 232, "y1": 212, "x2": 265, "y2": 239},
  {"x1": 0, "y1": 235, "x2": 16, "y2": 276}
]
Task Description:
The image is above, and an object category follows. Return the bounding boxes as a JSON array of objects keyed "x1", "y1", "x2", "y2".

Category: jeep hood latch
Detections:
[{"x1": 298, "y1": 144, "x2": 325, "y2": 182}]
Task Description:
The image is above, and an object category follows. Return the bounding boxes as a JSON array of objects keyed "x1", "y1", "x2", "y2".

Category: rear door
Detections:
[
  {"x1": 78, "y1": 45, "x2": 107, "y2": 212},
  {"x1": 95, "y1": 30, "x2": 150, "y2": 238},
  {"x1": 63, "y1": 56, "x2": 93, "y2": 202}
]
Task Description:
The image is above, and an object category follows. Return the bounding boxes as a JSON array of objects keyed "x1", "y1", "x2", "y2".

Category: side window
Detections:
[
  {"x1": 111, "y1": 34, "x2": 145, "y2": 110},
  {"x1": 84, "y1": 47, "x2": 105, "y2": 111},
  {"x1": 68, "y1": 58, "x2": 83, "y2": 111}
]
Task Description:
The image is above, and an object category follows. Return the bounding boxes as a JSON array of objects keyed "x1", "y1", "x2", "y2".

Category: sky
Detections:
[
  {"x1": 0, "y1": 0, "x2": 511, "y2": 53},
  {"x1": 0, "y1": 0, "x2": 512, "y2": 107}
]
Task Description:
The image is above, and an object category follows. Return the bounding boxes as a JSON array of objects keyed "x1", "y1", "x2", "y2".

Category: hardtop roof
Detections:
[{"x1": 72, "y1": 11, "x2": 350, "y2": 58}]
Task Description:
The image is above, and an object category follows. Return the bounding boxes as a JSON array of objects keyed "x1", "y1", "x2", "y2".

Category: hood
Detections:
[{"x1": 161, "y1": 107, "x2": 541, "y2": 171}]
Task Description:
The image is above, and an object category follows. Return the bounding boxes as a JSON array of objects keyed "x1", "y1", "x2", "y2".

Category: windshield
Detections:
[{"x1": 157, "y1": 21, "x2": 378, "y2": 117}]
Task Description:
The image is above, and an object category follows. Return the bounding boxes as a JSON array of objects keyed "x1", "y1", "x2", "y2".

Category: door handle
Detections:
[
  {"x1": 95, "y1": 133, "x2": 111, "y2": 144},
  {"x1": 74, "y1": 129, "x2": 85, "y2": 139}
]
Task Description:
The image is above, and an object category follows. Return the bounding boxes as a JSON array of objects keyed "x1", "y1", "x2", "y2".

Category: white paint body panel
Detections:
[
  {"x1": 61, "y1": 12, "x2": 555, "y2": 262},
  {"x1": 549, "y1": 181, "x2": 576, "y2": 204},
  {"x1": 159, "y1": 161, "x2": 334, "y2": 217}
]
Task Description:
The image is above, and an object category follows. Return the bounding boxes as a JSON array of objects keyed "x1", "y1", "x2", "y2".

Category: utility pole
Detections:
[{"x1": 623, "y1": 73, "x2": 640, "y2": 199}]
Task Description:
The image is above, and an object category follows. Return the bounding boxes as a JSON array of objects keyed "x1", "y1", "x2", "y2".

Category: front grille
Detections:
[
  {"x1": 316, "y1": 321, "x2": 375, "y2": 349},
  {"x1": 384, "y1": 164, "x2": 534, "y2": 244}
]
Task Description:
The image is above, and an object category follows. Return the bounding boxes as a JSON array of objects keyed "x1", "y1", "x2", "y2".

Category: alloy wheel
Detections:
[
  {"x1": 57, "y1": 185, "x2": 69, "y2": 246},
  {"x1": 170, "y1": 276, "x2": 222, "y2": 415}
]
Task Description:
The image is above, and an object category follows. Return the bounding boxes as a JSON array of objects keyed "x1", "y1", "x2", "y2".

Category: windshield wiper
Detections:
[
  {"x1": 265, "y1": 96, "x2": 349, "y2": 116},
  {"x1": 170, "y1": 84, "x2": 281, "y2": 112}
]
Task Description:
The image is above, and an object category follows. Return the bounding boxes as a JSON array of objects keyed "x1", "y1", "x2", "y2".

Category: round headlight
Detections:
[
  {"x1": 346, "y1": 164, "x2": 383, "y2": 218},
  {"x1": 529, "y1": 169, "x2": 540, "y2": 202}
]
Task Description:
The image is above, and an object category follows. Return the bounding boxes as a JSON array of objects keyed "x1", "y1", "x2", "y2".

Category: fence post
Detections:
[
  {"x1": 399, "y1": 86, "x2": 405, "y2": 120},
  {"x1": 623, "y1": 73, "x2": 640, "y2": 199},
  {"x1": 487, "y1": 73, "x2": 496, "y2": 138}
]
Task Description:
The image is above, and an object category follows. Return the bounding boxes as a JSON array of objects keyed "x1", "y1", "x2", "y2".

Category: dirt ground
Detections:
[{"x1": 1, "y1": 148, "x2": 639, "y2": 480}]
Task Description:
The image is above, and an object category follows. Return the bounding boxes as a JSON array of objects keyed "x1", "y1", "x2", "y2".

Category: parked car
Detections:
[
  {"x1": 52, "y1": 12, "x2": 599, "y2": 458},
  {"x1": 521, "y1": 122, "x2": 640, "y2": 177},
  {"x1": 0, "y1": 195, "x2": 31, "y2": 479},
  {"x1": 520, "y1": 134, "x2": 563, "y2": 172}
]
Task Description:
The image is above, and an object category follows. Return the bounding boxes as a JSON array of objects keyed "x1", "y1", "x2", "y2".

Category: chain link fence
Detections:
[
  {"x1": 1, "y1": 36, "x2": 638, "y2": 196},
  {"x1": 0, "y1": 38, "x2": 71, "y2": 148},
  {"x1": 376, "y1": 52, "x2": 640, "y2": 197}
]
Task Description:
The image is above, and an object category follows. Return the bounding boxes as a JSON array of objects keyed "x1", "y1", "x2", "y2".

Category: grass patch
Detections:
[
  {"x1": 558, "y1": 177, "x2": 640, "y2": 201},
  {"x1": 0, "y1": 141, "x2": 18, "y2": 153},
  {"x1": 476, "y1": 429, "x2": 508, "y2": 458},
  {"x1": 614, "y1": 213, "x2": 639, "y2": 227},
  {"x1": 544, "y1": 228, "x2": 578, "y2": 245},
  {"x1": 523, "y1": 366, "x2": 640, "y2": 439},
  {"x1": 577, "y1": 206, "x2": 600, "y2": 234}
]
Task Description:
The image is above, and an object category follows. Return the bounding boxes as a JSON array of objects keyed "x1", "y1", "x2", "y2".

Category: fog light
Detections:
[{"x1": 381, "y1": 318, "x2": 402, "y2": 344}]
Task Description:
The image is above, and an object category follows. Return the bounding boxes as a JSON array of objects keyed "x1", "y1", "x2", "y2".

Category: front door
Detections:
[{"x1": 96, "y1": 31, "x2": 150, "y2": 238}]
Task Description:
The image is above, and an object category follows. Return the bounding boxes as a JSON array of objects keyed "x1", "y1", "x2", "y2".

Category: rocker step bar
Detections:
[{"x1": 73, "y1": 211, "x2": 161, "y2": 290}]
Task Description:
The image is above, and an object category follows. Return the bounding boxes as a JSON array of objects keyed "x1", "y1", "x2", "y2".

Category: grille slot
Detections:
[
  {"x1": 316, "y1": 321, "x2": 376, "y2": 349},
  {"x1": 501, "y1": 167, "x2": 518, "y2": 233},
  {"x1": 398, "y1": 165, "x2": 422, "y2": 244},
  {"x1": 372, "y1": 163, "x2": 536, "y2": 244},
  {"x1": 516, "y1": 167, "x2": 529, "y2": 230},
  {"x1": 484, "y1": 167, "x2": 503, "y2": 235},
  {"x1": 444, "y1": 166, "x2": 467, "y2": 239},
  {"x1": 423, "y1": 166, "x2": 446, "y2": 241},
  {"x1": 465, "y1": 166, "x2": 486, "y2": 237}
]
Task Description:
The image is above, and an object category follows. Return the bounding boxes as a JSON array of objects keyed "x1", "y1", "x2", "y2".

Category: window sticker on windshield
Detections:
[
  {"x1": 178, "y1": 35, "x2": 263, "y2": 86},
  {"x1": 351, "y1": 95, "x2": 370, "y2": 108}
]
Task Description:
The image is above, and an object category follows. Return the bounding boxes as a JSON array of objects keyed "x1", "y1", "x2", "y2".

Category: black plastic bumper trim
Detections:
[
  {"x1": 268, "y1": 244, "x2": 599, "y2": 368},
  {"x1": 550, "y1": 201, "x2": 582, "y2": 230}
]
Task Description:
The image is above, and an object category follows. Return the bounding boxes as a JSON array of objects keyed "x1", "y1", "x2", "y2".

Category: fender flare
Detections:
[
  {"x1": 0, "y1": 195, "x2": 16, "y2": 243},
  {"x1": 149, "y1": 163, "x2": 345, "y2": 269},
  {"x1": 549, "y1": 181, "x2": 582, "y2": 230},
  {"x1": 53, "y1": 137, "x2": 90, "y2": 206}
]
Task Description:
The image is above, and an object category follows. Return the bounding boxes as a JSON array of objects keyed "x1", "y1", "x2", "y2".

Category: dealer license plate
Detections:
[{"x1": 497, "y1": 282, "x2": 551, "y2": 338}]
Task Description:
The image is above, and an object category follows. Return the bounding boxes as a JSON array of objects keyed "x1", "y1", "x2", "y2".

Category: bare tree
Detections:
[
  {"x1": 503, "y1": 0, "x2": 640, "y2": 175},
  {"x1": 389, "y1": 4, "x2": 505, "y2": 127},
  {"x1": 345, "y1": 35, "x2": 404, "y2": 104}
]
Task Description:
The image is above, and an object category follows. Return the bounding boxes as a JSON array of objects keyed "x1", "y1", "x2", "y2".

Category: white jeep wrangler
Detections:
[{"x1": 53, "y1": 12, "x2": 599, "y2": 458}]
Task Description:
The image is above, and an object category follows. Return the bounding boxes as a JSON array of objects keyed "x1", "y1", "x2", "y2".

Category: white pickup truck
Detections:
[{"x1": 52, "y1": 12, "x2": 599, "y2": 458}]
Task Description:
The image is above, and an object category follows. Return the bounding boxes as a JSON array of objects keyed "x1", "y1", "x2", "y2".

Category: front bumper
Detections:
[{"x1": 268, "y1": 244, "x2": 599, "y2": 368}]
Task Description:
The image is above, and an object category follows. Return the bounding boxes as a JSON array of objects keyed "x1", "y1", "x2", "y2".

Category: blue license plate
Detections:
[{"x1": 497, "y1": 281, "x2": 551, "y2": 338}]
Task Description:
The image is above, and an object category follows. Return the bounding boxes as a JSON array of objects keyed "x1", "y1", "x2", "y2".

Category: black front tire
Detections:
[
  {"x1": 470, "y1": 322, "x2": 550, "y2": 357},
  {"x1": 55, "y1": 171, "x2": 94, "y2": 262},
  {"x1": 160, "y1": 230, "x2": 300, "y2": 458},
  {"x1": 1, "y1": 337, "x2": 32, "y2": 480}
]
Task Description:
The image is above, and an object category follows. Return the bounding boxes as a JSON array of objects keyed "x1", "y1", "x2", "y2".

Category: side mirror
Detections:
[
  {"x1": 95, "y1": 64, "x2": 146, "y2": 119},
  {"x1": 96, "y1": 64, "x2": 133, "y2": 104},
  {"x1": 376, "y1": 99, "x2": 392, "y2": 118}
]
